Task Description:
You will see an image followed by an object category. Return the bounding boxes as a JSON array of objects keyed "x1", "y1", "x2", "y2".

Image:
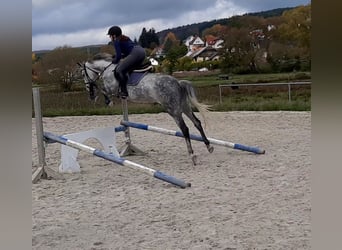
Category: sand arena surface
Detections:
[{"x1": 32, "y1": 111, "x2": 311, "y2": 249}]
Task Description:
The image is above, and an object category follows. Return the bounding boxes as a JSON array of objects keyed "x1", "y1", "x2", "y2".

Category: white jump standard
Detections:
[
  {"x1": 44, "y1": 132, "x2": 191, "y2": 188},
  {"x1": 59, "y1": 126, "x2": 119, "y2": 173}
]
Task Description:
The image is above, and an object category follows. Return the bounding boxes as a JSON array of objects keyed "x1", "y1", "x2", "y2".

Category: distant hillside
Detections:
[
  {"x1": 156, "y1": 7, "x2": 293, "y2": 42},
  {"x1": 33, "y1": 7, "x2": 294, "y2": 56},
  {"x1": 34, "y1": 44, "x2": 104, "y2": 59},
  {"x1": 243, "y1": 7, "x2": 293, "y2": 18}
]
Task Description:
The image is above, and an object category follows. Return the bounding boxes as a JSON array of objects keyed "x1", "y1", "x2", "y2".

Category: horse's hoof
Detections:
[
  {"x1": 207, "y1": 145, "x2": 214, "y2": 153},
  {"x1": 191, "y1": 155, "x2": 197, "y2": 165}
]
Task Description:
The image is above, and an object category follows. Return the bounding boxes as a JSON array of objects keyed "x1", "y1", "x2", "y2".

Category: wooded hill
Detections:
[{"x1": 156, "y1": 7, "x2": 293, "y2": 43}]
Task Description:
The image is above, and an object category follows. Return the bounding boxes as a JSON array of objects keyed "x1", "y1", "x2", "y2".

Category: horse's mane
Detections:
[{"x1": 91, "y1": 53, "x2": 112, "y2": 62}]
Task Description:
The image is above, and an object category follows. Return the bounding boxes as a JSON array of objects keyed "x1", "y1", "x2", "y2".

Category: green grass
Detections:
[
  {"x1": 179, "y1": 72, "x2": 310, "y2": 87},
  {"x1": 213, "y1": 96, "x2": 311, "y2": 111},
  {"x1": 33, "y1": 72, "x2": 311, "y2": 117}
]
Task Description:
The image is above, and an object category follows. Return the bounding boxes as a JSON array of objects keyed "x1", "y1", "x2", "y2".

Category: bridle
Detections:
[{"x1": 77, "y1": 62, "x2": 112, "y2": 100}]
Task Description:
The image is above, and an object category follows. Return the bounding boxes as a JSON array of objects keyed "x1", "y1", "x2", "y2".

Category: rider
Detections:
[{"x1": 107, "y1": 26, "x2": 146, "y2": 99}]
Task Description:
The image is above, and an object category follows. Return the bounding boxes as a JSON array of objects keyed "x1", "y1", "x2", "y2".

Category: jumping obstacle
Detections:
[
  {"x1": 116, "y1": 99, "x2": 265, "y2": 157},
  {"x1": 120, "y1": 120, "x2": 265, "y2": 155},
  {"x1": 32, "y1": 87, "x2": 191, "y2": 188},
  {"x1": 58, "y1": 126, "x2": 119, "y2": 173},
  {"x1": 43, "y1": 132, "x2": 191, "y2": 188}
]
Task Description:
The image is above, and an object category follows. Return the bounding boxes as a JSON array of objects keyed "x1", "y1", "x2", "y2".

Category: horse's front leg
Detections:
[
  {"x1": 103, "y1": 93, "x2": 113, "y2": 106},
  {"x1": 101, "y1": 88, "x2": 113, "y2": 106}
]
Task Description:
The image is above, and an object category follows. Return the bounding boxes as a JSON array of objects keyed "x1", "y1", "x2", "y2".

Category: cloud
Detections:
[
  {"x1": 32, "y1": 28, "x2": 107, "y2": 50},
  {"x1": 32, "y1": 0, "x2": 310, "y2": 51},
  {"x1": 32, "y1": 0, "x2": 213, "y2": 36}
]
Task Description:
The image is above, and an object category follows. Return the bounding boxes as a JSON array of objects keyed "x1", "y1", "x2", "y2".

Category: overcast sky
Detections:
[{"x1": 32, "y1": 0, "x2": 310, "y2": 51}]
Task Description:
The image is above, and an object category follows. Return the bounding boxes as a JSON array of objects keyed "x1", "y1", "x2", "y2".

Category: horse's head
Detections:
[
  {"x1": 77, "y1": 54, "x2": 115, "y2": 105},
  {"x1": 77, "y1": 61, "x2": 101, "y2": 101}
]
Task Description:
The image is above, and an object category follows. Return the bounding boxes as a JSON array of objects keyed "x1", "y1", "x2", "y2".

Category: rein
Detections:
[
  {"x1": 78, "y1": 62, "x2": 113, "y2": 100},
  {"x1": 82, "y1": 62, "x2": 112, "y2": 83}
]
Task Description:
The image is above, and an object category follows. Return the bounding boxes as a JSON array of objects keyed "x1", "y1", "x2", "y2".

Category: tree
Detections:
[
  {"x1": 162, "y1": 44, "x2": 186, "y2": 75},
  {"x1": 277, "y1": 4, "x2": 311, "y2": 48},
  {"x1": 202, "y1": 24, "x2": 228, "y2": 37},
  {"x1": 139, "y1": 28, "x2": 148, "y2": 47},
  {"x1": 32, "y1": 53, "x2": 37, "y2": 63},
  {"x1": 160, "y1": 32, "x2": 187, "y2": 74},
  {"x1": 34, "y1": 46, "x2": 87, "y2": 91},
  {"x1": 221, "y1": 27, "x2": 255, "y2": 73},
  {"x1": 138, "y1": 27, "x2": 160, "y2": 49},
  {"x1": 162, "y1": 32, "x2": 179, "y2": 53},
  {"x1": 267, "y1": 4, "x2": 311, "y2": 72},
  {"x1": 238, "y1": 15, "x2": 267, "y2": 31},
  {"x1": 177, "y1": 56, "x2": 193, "y2": 71},
  {"x1": 100, "y1": 44, "x2": 115, "y2": 55}
]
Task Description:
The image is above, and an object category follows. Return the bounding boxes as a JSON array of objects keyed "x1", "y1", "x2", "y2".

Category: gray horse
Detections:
[{"x1": 79, "y1": 53, "x2": 214, "y2": 165}]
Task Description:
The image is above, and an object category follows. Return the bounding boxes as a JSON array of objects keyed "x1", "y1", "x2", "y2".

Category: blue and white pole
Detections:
[
  {"x1": 120, "y1": 120, "x2": 265, "y2": 154},
  {"x1": 44, "y1": 132, "x2": 191, "y2": 188}
]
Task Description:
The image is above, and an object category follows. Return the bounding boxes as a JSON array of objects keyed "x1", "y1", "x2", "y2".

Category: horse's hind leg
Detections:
[
  {"x1": 172, "y1": 115, "x2": 198, "y2": 165},
  {"x1": 184, "y1": 110, "x2": 214, "y2": 154}
]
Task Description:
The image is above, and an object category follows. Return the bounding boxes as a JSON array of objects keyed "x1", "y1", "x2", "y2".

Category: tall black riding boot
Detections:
[
  {"x1": 120, "y1": 82, "x2": 128, "y2": 99},
  {"x1": 115, "y1": 70, "x2": 129, "y2": 99}
]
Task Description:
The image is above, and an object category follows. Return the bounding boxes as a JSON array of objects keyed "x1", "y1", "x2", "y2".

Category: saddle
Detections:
[{"x1": 127, "y1": 62, "x2": 154, "y2": 86}]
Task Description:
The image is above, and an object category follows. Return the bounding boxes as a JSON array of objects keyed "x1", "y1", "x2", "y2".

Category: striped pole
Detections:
[
  {"x1": 43, "y1": 132, "x2": 191, "y2": 188},
  {"x1": 120, "y1": 120, "x2": 265, "y2": 154}
]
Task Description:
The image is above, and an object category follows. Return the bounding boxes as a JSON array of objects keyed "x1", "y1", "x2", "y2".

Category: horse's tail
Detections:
[{"x1": 179, "y1": 80, "x2": 212, "y2": 127}]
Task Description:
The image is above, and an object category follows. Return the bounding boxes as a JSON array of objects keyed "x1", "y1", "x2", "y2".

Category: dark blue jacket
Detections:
[{"x1": 112, "y1": 36, "x2": 135, "y2": 64}]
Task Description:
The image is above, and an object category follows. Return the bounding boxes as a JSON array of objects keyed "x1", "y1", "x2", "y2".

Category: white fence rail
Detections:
[{"x1": 218, "y1": 81, "x2": 311, "y2": 104}]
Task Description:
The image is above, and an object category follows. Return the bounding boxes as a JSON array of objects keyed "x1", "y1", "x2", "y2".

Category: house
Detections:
[
  {"x1": 204, "y1": 35, "x2": 224, "y2": 49},
  {"x1": 154, "y1": 34, "x2": 224, "y2": 62},
  {"x1": 184, "y1": 35, "x2": 195, "y2": 47},
  {"x1": 184, "y1": 35, "x2": 205, "y2": 52},
  {"x1": 183, "y1": 34, "x2": 223, "y2": 62},
  {"x1": 191, "y1": 47, "x2": 220, "y2": 62},
  {"x1": 249, "y1": 29, "x2": 265, "y2": 40},
  {"x1": 267, "y1": 24, "x2": 276, "y2": 31},
  {"x1": 151, "y1": 46, "x2": 165, "y2": 58}
]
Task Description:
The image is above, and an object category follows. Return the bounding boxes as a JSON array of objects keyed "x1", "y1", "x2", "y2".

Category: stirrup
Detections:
[{"x1": 118, "y1": 90, "x2": 128, "y2": 99}]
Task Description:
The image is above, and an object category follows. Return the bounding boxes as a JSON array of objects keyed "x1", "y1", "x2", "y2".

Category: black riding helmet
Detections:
[{"x1": 107, "y1": 26, "x2": 122, "y2": 36}]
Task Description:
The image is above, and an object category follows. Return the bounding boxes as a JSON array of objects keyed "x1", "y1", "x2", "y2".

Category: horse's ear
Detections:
[{"x1": 77, "y1": 62, "x2": 83, "y2": 67}]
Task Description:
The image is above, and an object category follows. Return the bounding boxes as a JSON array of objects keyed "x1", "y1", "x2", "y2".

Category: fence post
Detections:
[
  {"x1": 32, "y1": 87, "x2": 47, "y2": 182},
  {"x1": 288, "y1": 83, "x2": 292, "y2": 102},
  {"x1": 219, "y1": 85, "x2": 222, "y2": 104}
]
